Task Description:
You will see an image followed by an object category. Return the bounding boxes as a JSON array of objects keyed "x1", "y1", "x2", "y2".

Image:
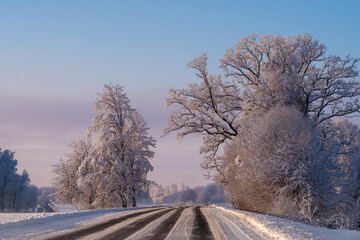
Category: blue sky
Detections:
[{"x1": 0, "y1": 0, "x2": 359, "y2": 187}]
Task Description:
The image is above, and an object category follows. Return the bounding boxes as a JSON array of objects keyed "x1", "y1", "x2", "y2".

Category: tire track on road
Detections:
[
  {"x1": 46, "y1": 207, "x2": 166, "y2": 240},
  {"x1": 141, "y1": 206, "x2": 186, "y2": 240},
  {"x1": 191, "y1": 206, "x2": 214, "y2": 240},
  {"x1": 100, "y1": 207, "x2": 175, "y2": 240}
]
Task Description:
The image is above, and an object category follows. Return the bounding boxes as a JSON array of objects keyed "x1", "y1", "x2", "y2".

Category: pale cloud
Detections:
[
  {"x1": 148, "y1": 134, "x2": 211, "y2": 188},
  {"x1": 0, "y1": 94, "x2": 94, "y2": 186},
  {"x1": 0, "y1": 93, "x2": 210, "y2": 187}
]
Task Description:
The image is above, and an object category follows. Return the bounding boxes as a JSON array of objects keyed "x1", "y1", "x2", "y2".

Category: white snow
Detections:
[
  {"x1": 203, "y1": 206, "x2": 268, "y2": 240},
  {"x1": 0, "y1": 206, "x2": 162, "y2": 240},
  {"x1": 165, "y1": 207, "x2": 195, "y2": 240},
  {"x1": 1, "y1": 205, "x2": 360, "y2": 240},
  {"x1": 0, "y1": 205, "x2": 76, "y2": 224},
  {"x1": 212, "y1": 204, "x2": 360, "y2": 240},
  {"x1": 0, "y1": 212, "x2": 59, "y2": 225}
]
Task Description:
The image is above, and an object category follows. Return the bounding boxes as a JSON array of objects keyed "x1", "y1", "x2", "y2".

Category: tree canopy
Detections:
[
  {"x1": 54, "y1": 84, "x2": 156, "y2": 209},
  {"x1": 164, "y1": 33, "x2": 360, "y2": 179},
  {"x1": 164, "y1": 33, "x2": 360, "y2": 229}
]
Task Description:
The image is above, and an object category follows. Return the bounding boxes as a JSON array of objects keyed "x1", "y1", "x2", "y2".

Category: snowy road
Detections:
[
  {"x1": 46, "y1": 206, "x2": 218, "y2": 240},
  {"x1": 2, "y1": 205, "x2": 360, "y2": 239},
  {"x1": 45, "y1": 206, "x2": 273, "y2": 240},
  {"x1": 0, "y1": 205, "x2": 271, "y2": 239}
]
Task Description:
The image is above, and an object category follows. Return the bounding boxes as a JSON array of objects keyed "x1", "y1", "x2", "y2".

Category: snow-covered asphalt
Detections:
[
  {"x1": 0, "y1": 205, "x2": 269, "y2": 240},
  {"x1": 2, "y1": 205, "x2": 360, "y2": 239},
  {"x1": 47, "y1": 206, "x2": 217, "y2": 240}
]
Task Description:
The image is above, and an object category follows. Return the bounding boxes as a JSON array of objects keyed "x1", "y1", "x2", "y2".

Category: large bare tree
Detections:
[
  {"x1": 164, "y1": 33, "x2": 359, "y2": 179},
  {"x1": 164, "y1": 53, "x2": 242, "y2": 178}
]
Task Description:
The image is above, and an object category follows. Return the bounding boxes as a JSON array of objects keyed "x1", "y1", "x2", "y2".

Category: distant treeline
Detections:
[
  {"x1": 150, "y1": 183, "x2": 225, "y2": 205},
  {"x1": 0, "y1": 148, "x2": 58, "y2": 213},
  {"x1": 0, "y1": 149, "x2": 38, "y2": 212}
]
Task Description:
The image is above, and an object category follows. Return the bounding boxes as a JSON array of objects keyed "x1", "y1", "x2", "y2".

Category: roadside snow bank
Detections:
[
  {"x1": 0, "y1": 212, "x2": 60, "y2": 224},
  {"x1": 213, "y1": 205, "x2": 360, "y2": 240},
  {"x1": 0, "y1": 206, "x2": 162, "y2": 240}
]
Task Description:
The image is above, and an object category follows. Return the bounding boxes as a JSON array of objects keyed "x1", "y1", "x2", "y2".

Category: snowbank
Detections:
[
  {"x1": 0, "y1": 212, "x2": 59, "y2": 225},
  {"x1": 0, "y1": 206, "x2": 161, "y2": 240},
  {"x1": 213, "y1": 205, "x2": 360, "y2": 240}
]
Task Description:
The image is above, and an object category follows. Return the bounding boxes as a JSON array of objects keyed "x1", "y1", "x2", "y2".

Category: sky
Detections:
[{"x1": 0, "y1": 0, "x2": 359, "y2": 188}]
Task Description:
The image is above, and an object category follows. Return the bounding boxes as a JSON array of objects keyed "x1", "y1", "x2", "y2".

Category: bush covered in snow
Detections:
[{"x1": 222, "y1": 106, "x2": 360, "y2": 228}]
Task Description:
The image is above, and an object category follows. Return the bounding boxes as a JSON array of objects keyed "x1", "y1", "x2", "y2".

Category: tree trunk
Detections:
[
  {"x1": 0, "y1": 177, "x2": 7, "y2": 211},
  {"x1": 12, "y1": 192, "x2": 17, "y2": 211},
  {"x1": 132, "y1": 186, "x2": 137, "y2": 207},
  {"x1": 121, "y1": 194, "x2": 127, "y2": 208}
]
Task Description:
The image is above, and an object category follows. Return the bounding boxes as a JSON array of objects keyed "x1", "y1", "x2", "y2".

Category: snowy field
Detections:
[
  {"x1": 0, "y1": 205, "x2": 359, "y2": 240},
  {"x1": 0, "y1": 212, "x2": 59, "y2": 225}
]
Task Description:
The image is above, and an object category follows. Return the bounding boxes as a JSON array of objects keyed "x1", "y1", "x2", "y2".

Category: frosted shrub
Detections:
[
  {"x1": 319, "y1": 119, "x2": 360, "y2": 229},
  {"x1": 271, "y1": 195, "x2": 298, "y2": 219},
  {"x1": 223, "y1": 105, "x2": 319, "y2": 220}
]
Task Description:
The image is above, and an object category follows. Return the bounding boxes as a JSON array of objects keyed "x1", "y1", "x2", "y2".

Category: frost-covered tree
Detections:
[
  {"x1": 179, "y1": 189, "x2": 197, "y2": 203},
  {"x1": 164, "y1": 33, "x2": 360, "y2": 179},
  {"x1": 165, "y1": 33, "x2": 360, "y2": 228},
  {"x1": 194, "y1": 184, "x2": 225, "y2": 204},
  {"x1": 331, "y1": 119, "x2": 360, "y2": 201},
  {"x1": 164, "y1": 53, "x2": 242, "y2": 178},
  {"x1": 320, "y1": 118, "x2": 360, "y2": 228},
  {"x1": 221, "y1": 34, "x2": 360, "y2": 123},
  {"x1": 124, "y1": 110, "x2": 155, "y2": 207},
  {"x1": 87, "y1": 84, "x2": 132, "y2": 207},
  {"x1": 23, "y1": 184, "x2": 39, "y2": 212},
  {"x1": 53, "y1": 138, "x2": 94, "y2": 210},
  {"x1": 53, "y1": 159, "x2": 79, "y2": 207},
  {"x1": 74, "y1": 138, "x2": 97, "y2": 209},
  {"x1": 150, "y1": 183, "x2": 225, "y2": 204},
  {"x1": 0, "y1": 149, "x2": 17, "y2": 211},
  {"x1": 87, "y1": 84, "x2": 155, "y2": 208},
  {"x1": 54, "y1": 84, "x2": 155, "y2": 209},
  {"x1": 38, "y1": 186, "x2": 57, "y2": 212},
  {"x1": 0, "y1": 149, "x2": 38, "y2": 212},
  {"x1": 195, "y1": 187, "x2": 211, "y2": 204}
]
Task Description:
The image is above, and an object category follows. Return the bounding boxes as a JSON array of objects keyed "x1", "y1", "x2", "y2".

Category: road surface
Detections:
[
  {"x1": 46, "y1": 206, "x2": 269, "y2": 240},
  {"x1": 3, "y1": 205, "x2": 360, "y2": 240}
]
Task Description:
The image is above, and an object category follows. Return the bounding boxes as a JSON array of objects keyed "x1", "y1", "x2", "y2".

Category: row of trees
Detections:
[
  {"x1": 164, "y1": 33, "x2": 360, "y2": 229},
  {"x1": 0, "y1": 149, "x2": 38, "y2": 212},
  {"x1": 150, "y1": 183, "x2": 225, "y2": 205},
  {"x1": 54, "y1": 84, "x2": 156, "y2": 210}
]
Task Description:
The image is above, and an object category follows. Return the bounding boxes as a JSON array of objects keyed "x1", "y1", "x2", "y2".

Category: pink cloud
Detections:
[{"x1": 0, "y1": 93, "x2": 210, "y2": 188}]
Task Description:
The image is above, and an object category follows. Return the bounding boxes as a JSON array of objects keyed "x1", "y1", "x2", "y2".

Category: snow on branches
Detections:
[
  {"x1": 164, "y1": 33, "x2": 360, "y2": 228},
  {"x1": 164, "y1": 53, "x2": 242, "y2": 176},
  {"x1": 54, "y1": 84, "x2": 156, "y2": 209},
  {"x1": 220, "y1": 33, "x2": 360, "y2": 123},
  {"x1": 164, "y1": 33, "x2": 360, "y2": 178}
]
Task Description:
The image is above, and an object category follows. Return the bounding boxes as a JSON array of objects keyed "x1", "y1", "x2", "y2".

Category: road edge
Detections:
[{"x1": 212, "y1": 205, "x2": 287, "y2": 240}]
